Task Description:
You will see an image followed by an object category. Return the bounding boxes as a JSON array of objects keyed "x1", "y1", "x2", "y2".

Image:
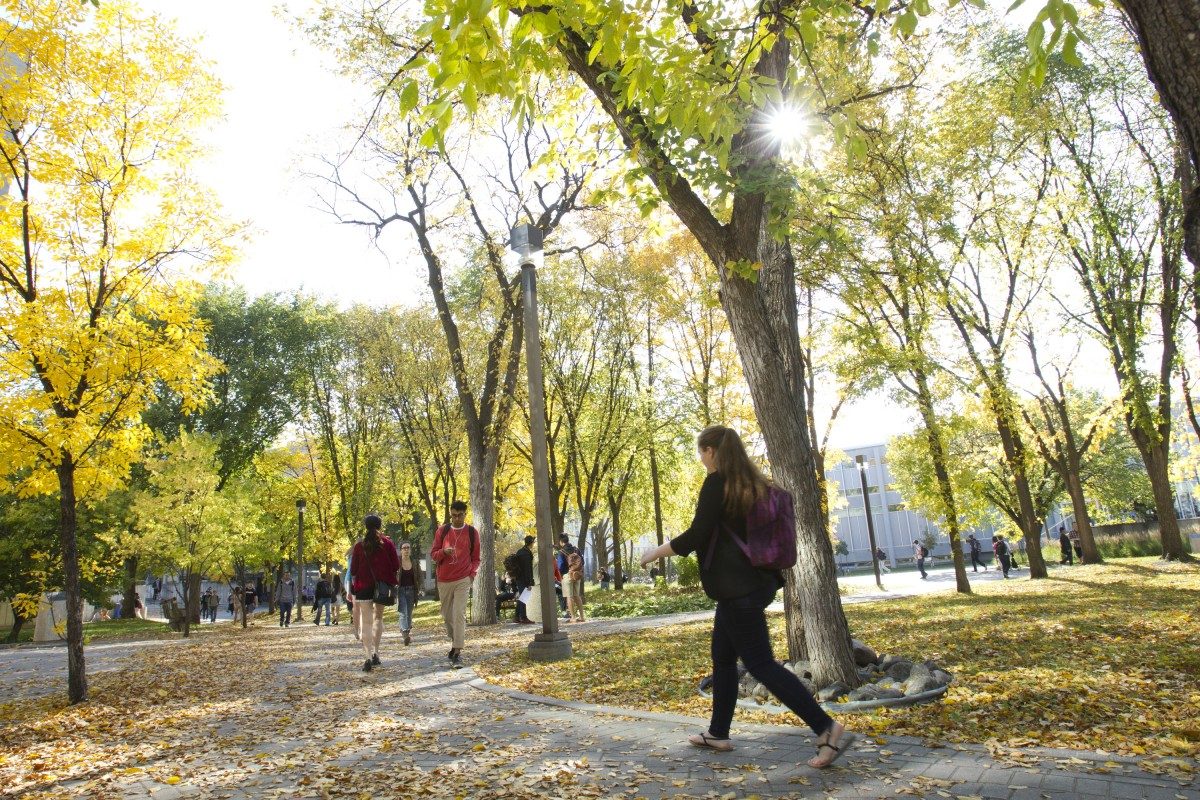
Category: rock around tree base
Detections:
[{"x1": 698, "y1": 639, "x2": 954, "y2": 713}]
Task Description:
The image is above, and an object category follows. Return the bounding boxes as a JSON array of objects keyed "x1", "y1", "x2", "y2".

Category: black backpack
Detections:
[{"x1": 503, "y1": 551, "x2": 522, "y2": 577}]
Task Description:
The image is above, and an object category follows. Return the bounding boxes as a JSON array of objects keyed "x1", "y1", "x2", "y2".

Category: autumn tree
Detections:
[
  {"x1": 0, "y1": 1, "x2": 235, "y2": 701},
  {"x1": 130, "y1": 433, "x2": 251, "y2": 637},
  {"x1": 1041, "y1": 16, "x2": 1194, "y2": 560}
]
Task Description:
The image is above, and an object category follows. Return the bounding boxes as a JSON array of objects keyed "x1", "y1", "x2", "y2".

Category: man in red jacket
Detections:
[{"x1": 431, "y1": 500, "x2": 480, "y2": 668}]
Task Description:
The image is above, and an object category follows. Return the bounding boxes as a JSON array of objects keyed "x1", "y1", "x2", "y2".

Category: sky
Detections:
[
  {"x1": 143, "y1": 1, "x2": 427, "y2": 306},
  {"x1": 143, "y1": 1, "x2": 1055, "y2": 452}
]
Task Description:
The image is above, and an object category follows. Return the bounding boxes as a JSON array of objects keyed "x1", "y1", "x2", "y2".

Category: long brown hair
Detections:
[
  {"x1": 697, "y1": 425, "x2": 770, "y2": 517},
  {"x1": 363, "y1": 514, "x2": 383, "y2": 554}
]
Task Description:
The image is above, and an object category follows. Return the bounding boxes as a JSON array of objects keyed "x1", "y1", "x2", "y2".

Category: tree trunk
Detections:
[
  {"x1": 718, "y1": 236, "x2": 858, "y2": 688},
  {"x1": 648, "y1": 321, "x2": 668, "y2": 580},
  {"x1": 1135, "y1": 434, "x2": 1189, "y2": 559},
  {"x1": 180, "y1": 568, "x2": 193, "y2": 638},
  {"x1": 122, "y1": 555, "x2": 139, "y2": 619},
  {"x1": 993, "y1": 413, "x2": 1049, "y2": 578},
  {"x1": 915, "y1": 379, "x2": 972, "y2": 594},
  {"x1": 187, "y1": 572, "x2": 202, "y2": 626},
  {"x1": 468, "y1": 445, "x2": 499, "y2": 625},
  {"x1": 6, "y1": 611, "x2": 26, "y2": 643},
  {"x1": 56, "y1": 455, "x2": 87, "y2": 704},
  {"x1": 1117, "y1": 1, "x2": 1200, "y2": 270},
  {"x1": 611, "y1": 514, "x2": 624, "y2": 591},
  {"x1": 1064, "y1": 469, "x2": 1102, "y2": 564}
]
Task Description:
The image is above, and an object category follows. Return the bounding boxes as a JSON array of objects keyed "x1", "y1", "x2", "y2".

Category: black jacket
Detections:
[
  {"x1": 514, "y1": 546, "x2": 535, "y2": 587},
  {"x1": 670, "y1": 472, "x2": 780, "y2": 601},
  {"x1": 314, "y1": 579, "x2": 332, "y2": 600}
]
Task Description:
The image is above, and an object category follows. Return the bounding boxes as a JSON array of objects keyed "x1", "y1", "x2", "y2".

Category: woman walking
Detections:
[
  {"x1": 349, "y1": 515, "x2": 400, "y2": 672},
  {"x1": 565, "y1": 551, "x2": 585, "y2": 622},
  {"x1": 639, "y1": 425, "x2": 855, "y2": 769},
  {"x1": 396, "y1": 541, "x2": 423, "y2": 645}
]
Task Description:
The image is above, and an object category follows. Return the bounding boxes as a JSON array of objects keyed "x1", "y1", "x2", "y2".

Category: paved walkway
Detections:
[{"x1": 1, "y1": 604, "x2": 1194, "y2": 800}]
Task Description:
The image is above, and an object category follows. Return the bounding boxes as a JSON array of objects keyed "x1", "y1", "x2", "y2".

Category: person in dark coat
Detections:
[{"x1": 638, "y1": 425, "x2": 855, "y2": 769}]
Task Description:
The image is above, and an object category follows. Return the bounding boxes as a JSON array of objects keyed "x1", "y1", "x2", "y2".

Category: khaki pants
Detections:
[{"x1": 438, "y1": 577, "x2": 471, "y2": 650}]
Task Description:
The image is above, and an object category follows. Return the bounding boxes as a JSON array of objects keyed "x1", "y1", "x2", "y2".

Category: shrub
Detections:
[
  {"x1": 676, "y1": 553, "x2": 700, "y2": 587},
  {"x1": 1095, "y1": 532, "x2": 1163, "y2": 560}
]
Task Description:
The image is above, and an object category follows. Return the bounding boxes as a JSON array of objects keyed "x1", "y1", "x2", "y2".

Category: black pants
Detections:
[
  {"x1": 495, "y1": 591, "x2": 515, "y2": 617},
  {"x1": 709, "y1": 585, "x2": 833, "y2": 740},
  {"x1": 917, "y1": 557, "x2": 927, "y2": 578},
  {"x1": 970, "y1": 551, "x2": 986, "y2": 571},
  {"x1": 999, "y1": 553, "x2": 1011, "y2": 577},
  {"x1": 1061, "y1": 547, "x2": 1073, "y2": 565},
  {"x1": 514, "y1": 583, "x2": 530, "y2": 621}
]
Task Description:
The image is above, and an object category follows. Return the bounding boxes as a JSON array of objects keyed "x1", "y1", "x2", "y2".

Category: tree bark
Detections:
[
  {"x1": 1134, "y1": 434, "x2": 1189, "y2": 559},
  {"x1": 186, "y1": 571, "x2": 202, "y2": 627},
  {"x1": 6, "y1": 611, "x2": 26, "y2": 643},
  {"x1": 122, "y1": 555, "x2": 139, "y2": 619},
  {"x1": 1117, "y1": 1, "x2": 1200, "y2": 271},
  {"x1": 915, "y1": 376, "x2": 972, "y2": 594},
  {"x1": 56, "y1": 454, "x2": 87, "y2": 704},
  {"x1": 467, "y1": 443, "x2": 500, "y2": 625},
  {"x1": 1064, "y1": 469, "x2": 1102, "y2": 564},
  {"x1": 990, "y1": 409, "x2": 1049, "y2": 579},
  {"x1": 717, "y1": 239, "x2": 858, "y2": 687}
]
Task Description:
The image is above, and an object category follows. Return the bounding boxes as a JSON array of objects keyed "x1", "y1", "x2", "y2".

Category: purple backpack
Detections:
[{"x1": 704, "y1": 485, "x2": 797, "y2": 571}]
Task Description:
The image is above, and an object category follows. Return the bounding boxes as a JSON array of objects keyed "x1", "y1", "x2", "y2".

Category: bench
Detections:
[{"x1": 836, "y1": 560, "x2": 876, "y2": 576}]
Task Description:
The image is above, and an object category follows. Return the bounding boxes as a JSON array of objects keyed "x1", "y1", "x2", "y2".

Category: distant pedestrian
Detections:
[
  {"x1": 639, "y1": 425, "x2": 855, "y2": 768},
  {"x1": 350, "y1": 514, "x2": 400, "y2": 672},
  {"x1": 511, "y1": 535, "x2": 535, "y2": 624},
  {"x1": 966, "y1": 534, "x2": 987, "y2": 572},
  {"x1": 555, "y1": 534, "x2": 576, "y2": 616},
  {"x1": 992, "y1": 535, "x2": 1011, "y2": 578},
  {"x1": 913, "y1": 540, "x2": 928, "y2": 579},
  {"x1": 1069, "y1": 527, "x2": 1082, "y2": 560},
  {"x1": 276, "y1": 573, "x2": 296, "y2": 627},
  {"x1": 1058, "y1": 526, "x2": 1074, "y2": 565},
  {"x1": 597, "y1": 566, "x2": 610, "y2": 591},
  {"x1": 873, "y1": 547, "x2": 891, "y2": 574},
  {"x1": 396, "y1": 541, "x2": 423, "y2": 645},
  {"x1": 566, "y1": 551, "x2": 585, "y2": 622},
  {"x1": 331, "y1": 571, "x2": 343, "y2": 625},
  {"x1": 313, "y1": 573, "x2": 333, "y2": 626},
  {"x1": 431, "y1": 500, "x2": 479, "y2": 669}
]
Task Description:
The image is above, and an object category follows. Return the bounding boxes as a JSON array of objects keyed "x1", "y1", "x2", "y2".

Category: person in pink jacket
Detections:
[
  {"x1": 430, "y1": 500, "x2": 480, "y2": 668},
  {"x1": 350, "y1": 515, "x2": 400, "y2": 672}
]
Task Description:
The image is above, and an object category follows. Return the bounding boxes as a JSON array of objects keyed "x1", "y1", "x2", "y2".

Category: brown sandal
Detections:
[
  {"x1": 807, "y1": 724, "x2": 856, "y2": 768},
  {"x1": 688, "y1": 731, "x2": 734, "y2": 752}
]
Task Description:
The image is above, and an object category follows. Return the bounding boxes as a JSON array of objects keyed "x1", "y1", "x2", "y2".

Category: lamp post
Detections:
[
  {"x1": 855, "y1": 455, "x2": 884, "y2": 590},
  {"x1": 510, "y1": 223, "x2": 571, "y2": 662},
  {"x1": 295, "y1": 498, "x2": 306, "y2": 622}
]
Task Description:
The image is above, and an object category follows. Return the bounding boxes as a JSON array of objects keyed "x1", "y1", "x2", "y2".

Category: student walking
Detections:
[
  {"x1": 1058, "y1": 526, "x2": 1074, "y2": 565},
  {"x1": 349, "y1": 515, "x2": 400, "y2": 672},
  {"x1": 638, "y1": 425, "x2": 855, "y2": 769},
  {"x1": 966, "y1": 534, "x2": 988, "y2": 572},
  {"x1": 331, "y1": 572, "x2": 343, "y2": 625},
  {"x1": 565, "y1": 551, "x2": 585, "y2": 622},
  {"x1": 993, "y1": 535, "x2": 1011, "y2": 578},
  {"x1": 913, "y1": 540, "x2": 928, "y2": 579},
  {"x1": 276, "y1": 573, "x2": 296, "y2": 627},
  {"x1": 313, "y1": 573, "x2": 333, "y2": 625},
  {"x1": 512, "y1": 535, "x2": 535, "y2": 624},
  {"x1": 396, "y1": 541, "x2": 423, "y2": 645},
  {"x1": 431, "y1": 500, "x2": 480, "y2": 669}
]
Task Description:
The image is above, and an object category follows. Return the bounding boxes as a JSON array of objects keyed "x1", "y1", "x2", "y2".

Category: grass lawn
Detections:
[{"x1": 476, "y1": 558, "x2": 1200, "y2": 766}]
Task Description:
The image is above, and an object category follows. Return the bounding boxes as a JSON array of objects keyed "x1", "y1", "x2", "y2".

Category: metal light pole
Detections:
[
  {"x1": 856, "y1": 455, "x2": 884, "y2": 590},
  {"x1": 295, "y1": 498, "x2": 306, "y2": 622},
  {"x1": 510, "y1": 224, "x2": 571, "y2": 662}
]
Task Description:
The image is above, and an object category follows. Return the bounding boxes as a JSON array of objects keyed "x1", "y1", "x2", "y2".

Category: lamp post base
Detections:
[{"x1": 527, "y1": 632, "x2": 572, "y2": 662}]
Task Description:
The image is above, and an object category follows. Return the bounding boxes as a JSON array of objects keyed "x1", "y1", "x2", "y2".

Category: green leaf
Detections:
[
  {"x1": 896, "y1": 10, "x2": 918, "y2": 38},
  {"x1": 399, "y1": 81, "x2": 419, "y2": 114},
  {"x1": 1062, "y1": 31, "x2": 1082, "y2": 67}
]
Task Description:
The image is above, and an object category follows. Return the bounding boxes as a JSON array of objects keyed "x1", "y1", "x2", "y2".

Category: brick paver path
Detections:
[{"x1": 1, "y1": 609, "x2": 1195, "y2": 800}]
